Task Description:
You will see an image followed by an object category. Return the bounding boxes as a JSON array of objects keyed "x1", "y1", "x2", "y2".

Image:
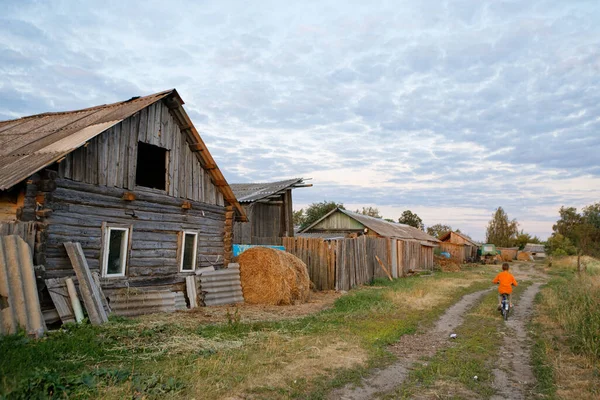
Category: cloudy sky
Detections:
[{"x1": 1, "y1": 0, "x2": 599, "y2": 240}]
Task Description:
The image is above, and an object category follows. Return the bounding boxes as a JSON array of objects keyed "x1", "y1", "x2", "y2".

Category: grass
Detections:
[
  {"x1": 392, "y1": 282, "x2": 531, "y2": 399},
  {"x1": 1, "y1": 265, "x2": 498, "y2": 399},
  {"x1": 531, "y1": 256, "x2": 600, "y2": 399}
]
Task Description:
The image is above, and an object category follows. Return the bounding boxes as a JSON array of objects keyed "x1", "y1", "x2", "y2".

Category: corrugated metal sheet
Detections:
[
  {"x1": 0, "y1": 235, "x2": 46, "y2": 337},
  {"x1": 106, "y1": 289, "x2": 186, "y2": 317},
  {"x1": 523, "y1": 244, "x2": 545, "y2": 253},
  {"x1": 230, "y1": 178, "x2": 304, "y2": 203},
  {"x1": 199, "y1": 265, "x2": 244, "y2": 306}
]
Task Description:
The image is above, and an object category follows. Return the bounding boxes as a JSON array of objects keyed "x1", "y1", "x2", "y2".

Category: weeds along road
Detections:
[{"x1": 329, "y1": 263, "x2": 547, "y2": 400}]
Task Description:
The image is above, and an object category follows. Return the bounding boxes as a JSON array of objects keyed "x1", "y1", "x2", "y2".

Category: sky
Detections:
[{"x1": 1, "y1": 0, "x2": 599, "y2": 241}]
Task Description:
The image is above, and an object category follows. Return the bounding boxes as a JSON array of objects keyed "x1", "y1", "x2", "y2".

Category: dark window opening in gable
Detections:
[{"x1": 136, "y1": 142, "x2": 168, "y2": 190}]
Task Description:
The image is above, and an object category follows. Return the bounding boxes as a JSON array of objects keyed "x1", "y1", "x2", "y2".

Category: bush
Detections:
[{"x1": 552, "y1": 248, "x2": 567, "y2": 257}]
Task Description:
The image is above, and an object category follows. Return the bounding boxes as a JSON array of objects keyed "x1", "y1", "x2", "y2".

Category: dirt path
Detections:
[
  {"x1": 328, "y1": 288, "x2": 492, "y2": 400},
  {"x1": 491, "y1": 264, "x2": 546, "y2": 400}
]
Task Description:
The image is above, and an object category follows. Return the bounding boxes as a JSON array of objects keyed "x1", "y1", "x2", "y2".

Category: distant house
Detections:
[
  {"x1": 523, "y1": 243, "x2": 546, "y2": 259},
  {"x1": 298, "y1": 208, "x2": 439, "y2": 269},
  {"x1": 438, "y1": 231, "x2": 478, "y2": 262},
  {"x1": 231, "y1": 178, "x2": 310, "y2": 245},
  {"x1": 0, "y1": 89, "x2": 246, "y2": 317}
]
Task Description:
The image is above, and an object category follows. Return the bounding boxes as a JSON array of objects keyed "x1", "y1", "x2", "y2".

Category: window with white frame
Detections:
[
  {"x1": 179, "y1": 231, "x2": 198, "y2": 272},
  {"x1": 102, "y1": 226, "x2": 130, "y2": 277}
]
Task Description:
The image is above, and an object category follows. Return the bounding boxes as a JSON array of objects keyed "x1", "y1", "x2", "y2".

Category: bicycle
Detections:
[{"x1": 499, "y1": 293, "x2": 510, "y2": 321}]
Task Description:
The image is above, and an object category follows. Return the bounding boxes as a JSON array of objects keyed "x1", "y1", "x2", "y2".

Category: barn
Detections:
[
  {"x1": 438, "y1": 231, "x2": 478, "y2": 263},
  {"x1": 0, "y1": 89, "x2": 246, "y2": 319},
  {"x1": 231, "y1": 178, "x2": 310, "y2": 245},
  {"x1": 298, "y1": 208, "x2": 439, "y2": 269}
]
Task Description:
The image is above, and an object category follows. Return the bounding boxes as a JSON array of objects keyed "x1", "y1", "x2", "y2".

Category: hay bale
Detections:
[
  {"x1": 278, "y1": 251, "x2": 311, "y2": 303},
  {"x1": 434, "y1": 255, "x2": 461, "y2": 272},
  {"x1": 238, "y1": 247, "x2": 310, "y2": 305},
  {"x1": 517, "y1": 251, "x2": 533, "y2": 261}
]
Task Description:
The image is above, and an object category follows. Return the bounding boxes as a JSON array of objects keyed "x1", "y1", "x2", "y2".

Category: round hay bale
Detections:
[
  {"x1": 278, "y1": 251, "x2": 311, "y2": 303},
  {"x1": 238, "y1": 247, "x2": 311, "y2": 305},
  {"x1": 517, "y1": 251, "x2": 532, "y2": 261}
]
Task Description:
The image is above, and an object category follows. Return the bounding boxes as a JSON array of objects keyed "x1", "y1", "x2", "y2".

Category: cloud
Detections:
[{"x1": 1, "y1": 0, "x2": 599, "y2": 239}]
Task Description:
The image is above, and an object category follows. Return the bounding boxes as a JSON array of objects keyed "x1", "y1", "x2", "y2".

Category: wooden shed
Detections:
[
  {"x1": 438, "y1": 231, "x2": 478, "y2": 263},
  {"x1": 523, "y1": 243, "x2": 546, "y2": 259},
  {"x1": 0, "y1": 89, "x2": 246, "y2": 317},
  {"x1": 231, "y1": 178, "x2": 310, "y2": 245},
  {"x1": 298, "y1": 208, "x2": 439, "y2": 269}
]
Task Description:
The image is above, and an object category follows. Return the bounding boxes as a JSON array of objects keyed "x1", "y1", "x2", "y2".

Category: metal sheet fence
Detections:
[{"x1": 283, "y1": 236, "x2": 435, "y2": 291}]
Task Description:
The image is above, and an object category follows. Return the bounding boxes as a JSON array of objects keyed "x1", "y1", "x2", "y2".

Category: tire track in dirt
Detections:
[
  {"x1": 491, "y1": 282, "x2": 543, "y2": 400},
  {"x1": 328, "y1": 288, "x2": 492, "y2": 400}
]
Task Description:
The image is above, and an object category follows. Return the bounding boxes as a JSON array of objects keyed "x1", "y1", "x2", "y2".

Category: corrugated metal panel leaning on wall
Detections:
[{"x1": 0, "y1": 235, "x2": 46, "y2": 337}]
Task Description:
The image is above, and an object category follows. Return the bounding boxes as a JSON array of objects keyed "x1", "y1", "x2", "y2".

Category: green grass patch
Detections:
[{"x1": 1, "y1": 267, "x2": 497, "y2": 399}]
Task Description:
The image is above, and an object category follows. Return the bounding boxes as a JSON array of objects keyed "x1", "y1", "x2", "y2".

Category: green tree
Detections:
[
  {"x1": 426, "y1": 223, "x2": 453, "y2": 238},
  {"x1": 355, "y1": 206, "x2": 382, "y2": 219},
  {"x1": 292, "y1": 209, "x2": 305, "y2": 227},
  {"x1": 514, "y1": 230, "x2": 541, "y2": 250},
  {"x1": 485, "y1": 207, "x2": 518, "y2": 247},
  {"x1": 300, "y1": 201, "x2": 344, "y2": 230},
  {"x1": 552, "y1": 206, "x2": 584, "y2": 239},
  {"x1": 545, "y1": 233, "x2": 576, "y2": 256},
  {"x1": 398, "y1": 210, "x2": 424, "y2": 230}
]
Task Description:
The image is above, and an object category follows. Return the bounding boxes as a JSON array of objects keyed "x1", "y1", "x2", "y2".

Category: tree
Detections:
[
  {"x1": 551, "y1": 202, "x2": 600, "y2": 265},
  {"x1": 383, "y1": 218, "x2": 395, "y2": 223},
  {"x1": 398, "y1": 210, "x2": 424, "y2": 230},
  {"x1": 300, "y1": 201, "x2": 345, "y2": 230},
  {"x1": 293, "y1": 209, "x2": 305, "y2": 227},
  {"x1": 355, "y1": 206, "x2": 382, "y2": 219},
  {"x1": 514, "y1": 230, "x2": 541, "y2": 250},
  {"x1": 426, "y1": 223, "x2": 453, "y2": 238},
  {"x1": 552, "y1": 206, "x2": 584, "y2": 239},
  {"x1": 545, "y1": 233, "x2": 576, "y2": 256},
  {"x1": 485, "y1": 207, "x2": 518, "y2": 247}
]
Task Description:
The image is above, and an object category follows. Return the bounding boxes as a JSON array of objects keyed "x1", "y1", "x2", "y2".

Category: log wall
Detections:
[{"x1": 41, "y1": 178, "x2": 225, "y2": 289}]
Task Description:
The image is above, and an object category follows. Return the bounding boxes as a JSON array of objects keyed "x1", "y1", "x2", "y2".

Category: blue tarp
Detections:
[{"x1": 233, "y1": 244, "x2": 285, "y2": 257}]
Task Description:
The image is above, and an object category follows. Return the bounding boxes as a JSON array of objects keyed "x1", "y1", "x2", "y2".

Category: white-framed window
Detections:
[
  {"x1": 101, "y1": 226, "x2": 130, "y2": 277},
  {"x1": 179, "y1": 230, "x2": 198, "y2": 272}
]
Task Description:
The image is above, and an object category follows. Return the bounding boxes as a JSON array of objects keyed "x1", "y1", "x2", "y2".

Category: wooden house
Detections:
[
  {"x1": 298, "y1": 208, "x2": 439, "y2": 269},
  {"x1": 438, "y1": 231, "x2": 478, "y2": 263},
  {"x1": 0, "y1": 89, "x2": 246, "y2": 315},
  {"x1": 231, "y1": 178, "x2": 310, "y2": 245}
]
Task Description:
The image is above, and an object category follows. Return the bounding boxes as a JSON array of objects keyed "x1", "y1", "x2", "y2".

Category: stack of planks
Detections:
[{"x1": 198, "y1": 264, "x2": 244, "y2": 306}]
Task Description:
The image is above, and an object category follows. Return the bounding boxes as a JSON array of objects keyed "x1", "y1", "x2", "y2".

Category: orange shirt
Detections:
[{"x1": 493, "y1": 271, "x2": 518, "y2": 294}]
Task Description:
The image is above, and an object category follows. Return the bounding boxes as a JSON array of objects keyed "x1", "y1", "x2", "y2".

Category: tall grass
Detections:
[{"x1": 544, "y1": 257, "x2": 600, "y2": 360}]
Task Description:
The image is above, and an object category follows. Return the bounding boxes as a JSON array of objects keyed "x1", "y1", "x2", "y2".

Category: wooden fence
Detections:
[
  {"x1": 0, "y1": 221, "x2": 36, "y2": 252},
  {"x1": 283, "y1": 236, "x2": 435, "y2": 291}
]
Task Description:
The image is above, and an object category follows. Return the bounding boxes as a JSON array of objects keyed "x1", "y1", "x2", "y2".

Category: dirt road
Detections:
[
  {"x1": 491, "y1": 264, "x2": 546, "y2": 400},
  {"x1": 329, "y1": 288, "x2": 492, "y2": 400},
  {"x1": 328, "y1": 263, "x2": 546, "y2": 400}
]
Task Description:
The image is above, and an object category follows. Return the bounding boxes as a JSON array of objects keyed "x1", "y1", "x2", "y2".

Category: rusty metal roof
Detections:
[
  {"x1": 438, "y1": 231, "x2": 478, "y2": 247},
  {"x1": 230, "y1": 178, "x2": 305, "y2": 203},
  {"x1": 0, "y1": 89, "x2": 246, "y2": 220},
  {"x1": 300, "y1": 208, "x2": 440, "y2": 244}
]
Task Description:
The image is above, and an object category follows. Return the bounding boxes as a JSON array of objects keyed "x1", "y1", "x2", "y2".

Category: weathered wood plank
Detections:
[
  {"x1": 64, "y1": 242, "x2": 108, "y2": 325},
  {"x1": 45, "y1": 278, "x2": 75, "y2": 324}
]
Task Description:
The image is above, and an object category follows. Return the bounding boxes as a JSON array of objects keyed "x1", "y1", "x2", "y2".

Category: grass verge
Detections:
[
  {"x1": 1, "y1": 265, "x2": 497, "y2": 399},
  {"x1": 530, "y1": 256, "x2": 600, "y2": 399}
]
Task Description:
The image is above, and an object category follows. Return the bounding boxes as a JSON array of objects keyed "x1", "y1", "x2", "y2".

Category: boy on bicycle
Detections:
[{"x1": 493, "y1": 263, "x2": 518, "y2": 309}]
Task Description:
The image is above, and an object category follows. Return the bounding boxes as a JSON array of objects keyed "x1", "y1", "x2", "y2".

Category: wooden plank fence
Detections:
[{"x1": 284, "y1": 236, "x2": 435, "y2": 291}]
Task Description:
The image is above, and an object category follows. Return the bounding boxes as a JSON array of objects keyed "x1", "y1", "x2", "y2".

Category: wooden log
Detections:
[{"x1": 63, "y1": 242, "x2": 108, "y2": 325}]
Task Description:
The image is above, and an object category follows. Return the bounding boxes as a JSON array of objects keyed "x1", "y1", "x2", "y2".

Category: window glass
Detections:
[
  {"x1": 181, "y1": 232, "x2": 197, "y2": 271},
  {"x1": 105, "y1": 228, "x2": 128, "y2": 276}
]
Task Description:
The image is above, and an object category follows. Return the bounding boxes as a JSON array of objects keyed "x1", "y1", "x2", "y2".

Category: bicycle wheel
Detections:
[{"x1": 503, "y1": 306, "x2": 509, "y2": 321}]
